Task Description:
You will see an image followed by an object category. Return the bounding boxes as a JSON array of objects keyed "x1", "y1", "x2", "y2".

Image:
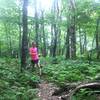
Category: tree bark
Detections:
[
  {"x1": 52, "y1": 0, "x2": 59, "y2": 57},
  {"x1": 84, "y1": 31, "x2": 87, "y2": 52},
  {"x1": 79, "y1": 26, "x2": 83, "y2": 54},
  {"x1": 66, "y1": 29, "x2": 70, "y2": 58},
  {"x1": 50, "y1": 24, "x2": 54, "y2": 56},
  {"x1": 18, "y1": 23, "x2": 22, "y2": 59},
  {"x1": 66, "y1": 0, "x2": 76, "y2": 59},
  {"x1": 0, "y1": 40, "x2": 1, "y2": 56},
  {"x1": 41, "y1": 11, "x2": 47, "y2": 57},
  {"x1": 21, "y1": 0, "x2": 28, "y2": 71},
  {"x1": 96, "y1": 18, "x2": 100, "y2": 59},
  {"x1": 53, "y1": 23, "x2": 58, "y2": 57},
  {"x1": 34, "y1": 0, "x2": 39, "y2": 49}
]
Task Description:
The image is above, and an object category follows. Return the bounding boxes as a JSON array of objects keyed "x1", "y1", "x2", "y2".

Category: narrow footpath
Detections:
[{"x1": 37, "y1": 81, "x2": 61, "y2": 100}]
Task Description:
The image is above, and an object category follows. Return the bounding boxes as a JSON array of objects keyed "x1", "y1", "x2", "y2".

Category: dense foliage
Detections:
[
  {"x1": 0, "y1": 58, "x2": 40, "y2": 100},
  {"x1": 0, "y1": 58, "x2": 100, "y2": 99},
  {"x1": 0, "y1": 0, "x2": 100, "y2": 99}
]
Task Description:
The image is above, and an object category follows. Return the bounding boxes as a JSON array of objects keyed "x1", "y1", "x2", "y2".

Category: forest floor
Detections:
[
  {"x1": 1, "y1": 58, "x2": 100, "y2": 100},
  {"x1": 37, "y1": 79, "x2": 100, "y2": 100},
  {"x1": 37, "y1": 80, "x2": 61, "y2": 100}
]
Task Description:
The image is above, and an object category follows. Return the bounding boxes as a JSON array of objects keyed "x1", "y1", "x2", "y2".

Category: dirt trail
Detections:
[{"x1": 38, "y1": 81, "x2": 61, "y2": 100}]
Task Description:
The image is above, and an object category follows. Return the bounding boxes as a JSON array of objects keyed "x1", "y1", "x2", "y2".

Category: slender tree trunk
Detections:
[
  {"x1": 79, "y1": 26, "x2": 83, "y2": 54},
  {"x1": 52, "y1": 0, "x2": 59, "y2": 57},
  {"x1": 41, "y1": 11, "x2": 47, "y2": 57},
  {"x1": 62, "y1": 32, "x2": 66, "y2": 55},
  {"x1": 57, "y1": 2, "x2": 61, "y2": 55},
  {"x1": 71, "y1": 24, "x2": 76, "y2": 58},
  {"x1": 53, "y1": 23, "x2": 58, "y2": 57},
  {"x1": 84, "y1": 31, "x2": 87, "y2": 52},
  {"x1": 21, "y1": 0, "x2": 28, "y2": 70},
  {"x1": 66, "y1": 0, "x2": 76, "y2": 59},
  {"x1": 0, "y1": 40, "x2": 1, "y2": 56},
  {"x1": 57, "y1": 29, "x2": 61, "y2": 55},
  {"x1": 9, "y1": 35, "x2": 12, "y2": 57},
  {"x1": 50, "y1": 24, "x2": 54, "y2": 56},
  {"x1": 18, "y1": 23, "x2": 22, "y2": 59},
  {"x1": 35, "y1": 17, "x2": 39, "y2": 49},
  {"x1": 8, "y1": 24, "x2": 12, "y2": 57},
  {"x1": 66, "y1": 28, "x2": 70, "y2": 58},
  {"x1": 96, "y1": 18, "x2": 100, "y2": 59},
  {"x1": 34, "y1": 0, "x2": 39, "y2": 49},
  {"x1": 17, "y1": 6, "x2": 22, "y2": 59}
]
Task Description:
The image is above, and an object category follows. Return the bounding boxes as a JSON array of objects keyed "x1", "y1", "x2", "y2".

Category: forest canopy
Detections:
[{"x1": 0, "y1": 0, "x2": 100, "y2": 60}]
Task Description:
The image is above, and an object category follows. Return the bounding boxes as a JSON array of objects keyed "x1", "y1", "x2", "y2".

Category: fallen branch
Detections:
[
  {"x1": 53, "y1": 82, "x2": 100, "y2": 100},
  {"x1": 52, "y1": 82, "x2": 81, "y2": 96}
]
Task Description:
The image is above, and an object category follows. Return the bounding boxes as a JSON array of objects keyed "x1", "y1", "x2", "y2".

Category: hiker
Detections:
[{"x1": 29, "y1": 41, "x2": 39, "y2": 70}]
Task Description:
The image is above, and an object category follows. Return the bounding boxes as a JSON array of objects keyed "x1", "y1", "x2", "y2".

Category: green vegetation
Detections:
[
  {"x1": 0, "y1": 0, "x2": 100, "y2": 99},
  {"x1": 0, "y1": 57, "x2": 100, "y2": 99},
  {"x1": 42, "y1": 58, "x2": 100, "y2": 84},
  {"x1": 0, "y1": 58, "x2": 40, "y2": 100}
]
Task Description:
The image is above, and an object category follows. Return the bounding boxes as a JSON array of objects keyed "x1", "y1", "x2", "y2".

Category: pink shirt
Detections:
[{"x1": 29, "y1": 47, "x2": 39, "y2": 60}]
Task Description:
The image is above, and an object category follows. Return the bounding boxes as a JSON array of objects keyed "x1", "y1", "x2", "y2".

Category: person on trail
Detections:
[{"x1": 29, "y1": 42, "x2": 39, "y2": 70}]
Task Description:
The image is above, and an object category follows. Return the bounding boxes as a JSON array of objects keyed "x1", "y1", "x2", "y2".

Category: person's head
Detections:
[{"x1": 32, "y1": 41, "x2": 36, "y2": 47}]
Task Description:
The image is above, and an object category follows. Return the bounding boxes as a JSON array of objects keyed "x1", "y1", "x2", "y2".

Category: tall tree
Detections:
[
  {"x1": 96, "y1": 17, "x2": 100, "y2": 59},
  {"x1": 34, "y1": 0, "x2": 39, "y2": 49},
  {"x1": 66, "y1": 0, "x2": 76, "y2": 59},
  {"x1": 0, "y1": 40, "x2": 1, "y2": 56},
  {"x1": 78, "y1": 26, "x2": 87, "y2": 55},
  {"x1": 52, "y1": 0, "x2": 59, "y2": 57},
  {"x1": 21, "y1": 0, "x2": 28, "y2": 70},
  {"x1": 79, "y1": 25, "x2": 83, "y2": 54},
  {"x1": 41, "y1": 11, "x2": 47, "y2": 57}
]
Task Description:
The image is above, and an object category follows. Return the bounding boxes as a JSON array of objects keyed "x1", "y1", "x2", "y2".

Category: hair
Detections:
[
  {"x1": 32, "y1": 41, "x2": 36, "y2": 47},
  {"x1": 32, "y1": 41, "x2": 35, "y2": 44}
]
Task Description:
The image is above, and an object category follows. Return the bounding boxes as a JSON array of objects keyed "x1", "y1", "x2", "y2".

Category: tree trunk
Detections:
[
  {"x1": 18, "y1": 23, "x2": 22, "y2": 60},
  {"x1": 57, "y1": 29, "x2": 61, "y2": 55},
  {"x1": 8, "y1": 24, "x2": 12, "y2": 57},
  {"x1": 34, "y1": 0, "x2": 39, "y2": 49},
  {"x1": 9, "y1": 35, "x2": 12, "y2": 57},
  {"x1": 50, "y1": 24, "x2": 54, "y2": 56},
  {"x1": 21, "y1": 0, "x2": 28, "y2": 71},
  {"x1": 96, "y1": 18, "x2": 100, "y2": 59},
  {"x1": 57, "y1": 2, "x2": 61, "y2": 55},
  {"x1": 62, "y1": 32, "x2": 66, "y2": 56},
  {"x1": 84, "y1": 31, "x2": 87, "y2": 52},
  {"x1": 79, "y1": 26, "x2": 83, "y2": 55},
  {"x1": 66, "y1": 0, "x2": 76, "y2": 59},
  {"x1": 53, "y1": 23, "x2": 58, "y2": 57},
  {"x1": 52, "y1": 0, "x2": 59, "y2": 57},
  {"x1": 70, "y1": 25, "x2": 76, "y2": 58},
  {"x1": 66, "y1": 29, "x2": 70, "y2": 58},
  {"x1": 0, "y1": 40, "x2": 1, "y2": 56},
  {"x1": 41, "y1": 11, "x2": 47, "y2": 57}
]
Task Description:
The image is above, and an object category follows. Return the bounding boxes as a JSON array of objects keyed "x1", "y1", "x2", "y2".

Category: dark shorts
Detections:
[{"x1": 31, "y1": 59, "x2": 39, "y2": 64}]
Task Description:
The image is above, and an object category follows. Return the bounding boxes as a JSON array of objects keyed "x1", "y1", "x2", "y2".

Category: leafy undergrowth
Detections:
[
  {"x1": 0, "y1": 57, "x2": 100, "y2": 100},
  {"x1": 72, "y1": 89, "x2": 100, "y2": 100},
  {"x1": 0, "y1": 58, "x2": 40, "y2": 100},
  {"x1": 42, "y1": 58, "x2": 100, "y2": 85},
  {"x1": 41, "y1": 57, "x2": 100, "y2": 100}
]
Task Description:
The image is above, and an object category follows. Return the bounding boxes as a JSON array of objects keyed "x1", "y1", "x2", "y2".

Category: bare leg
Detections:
[
  {"x1": 31, "y1": 60, "x2": 35, "y2": 71},
  {"x1": 36, "y1": 63, "x2": 41, "y2": 76}
]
